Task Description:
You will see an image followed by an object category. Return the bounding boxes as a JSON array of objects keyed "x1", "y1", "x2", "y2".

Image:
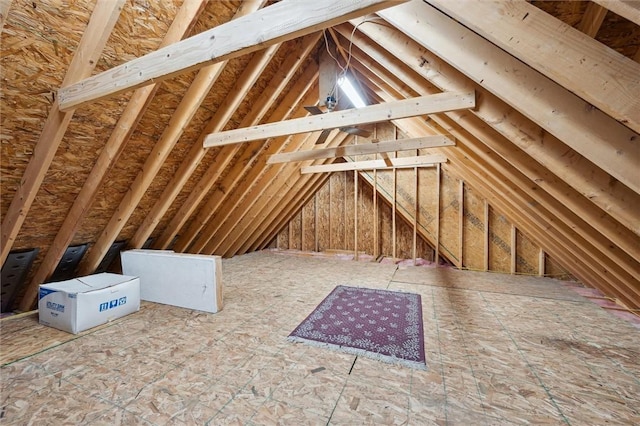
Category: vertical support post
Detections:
[
  {"x1": 314, "y1": 191, "x2": 319, "y2": 252},
  {"x1": 392, "y1": 164, "x2": 397, "y2": 261},
  {"x1": 484, "y1": 199, "x2": 490, "y2": 271},
  {"x1": 435, "y1": 163, "x2": 441, "y2": 266},
  {"x1": 373, "y1": 168, "x2": 378, "y2": 258},
  {"x1": 458, "y1": 179, "x2": 464, "y2": 269},
  {"x1": 538, "y1": 248, "x2": 546, "y2": 277},
  {"x1": 510, "y1": 224, "x2": 517, "y2": 274},
  {"x1": 413, "y1": 166, "x2": 418, "y2": 265},
  {"x1": 354, "y1": 170, "x2": 358, "y2": 260}
]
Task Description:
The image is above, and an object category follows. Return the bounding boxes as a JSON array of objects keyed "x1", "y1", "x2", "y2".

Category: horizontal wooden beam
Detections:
[
  {"x1": 57, "y1": 0, "x2": 404, "y2": 111},
  {"x1": 267, "y1": 135, "x2": 454, "y2": 163},
  {"x1": 301, "y1": 153, "x2": 446, "y2": 173},
  {"x1": 204, "y1": 91, "x2": 475, "y2": 147}
]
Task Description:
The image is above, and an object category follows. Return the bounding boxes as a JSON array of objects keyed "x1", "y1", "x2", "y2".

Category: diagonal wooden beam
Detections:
[
  {"x1": 427, "y1": 0, "x2": 640, "y2": 135},
  {"x1": 203, "y1": 91, "x2": 475, "y2": 147},
  {"x1": 0, "y1": 0, "x2": 124, "y2": 266},
  {"x1": 349, "y1": 24, "x2": 640, "y2": 276},
  {"x1": 300, "y1": 154, "x2": 446, "y2": 173},
  {"x1": 380, "y1": 2, "x2": 640, "y2": 194},
  {"x1": 268, "y1": 135, "x2": 453, "y2": 164},
  {"x1": 76, "y1": 1, "x2": 265, "y2": 275},
  {"x1": 170, "y1": 68, "x2": 319, "y2": 252},
  {"x1": 593, "y1": 0, "x2": 640, "y2": 26},
  {"x1": 143, "y1": 36, "x2": 319, "y2": 251},
  {"x1": 57, "y1": 0, "x2": 406, "y2": 111},
  {"x1": 578, "y1": 2, "x2": 608, "y2": 37},
  {"x1": 17, "y1": 0, "x2": 207, "y2": 311},
  {"x1": 128, "y1": 39, "x2": 284, "y2": 249}
]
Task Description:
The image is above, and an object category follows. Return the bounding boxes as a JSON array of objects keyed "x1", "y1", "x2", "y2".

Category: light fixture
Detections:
[{"x1": 338, "y1": 75, "x2": 367, "y2": 108}]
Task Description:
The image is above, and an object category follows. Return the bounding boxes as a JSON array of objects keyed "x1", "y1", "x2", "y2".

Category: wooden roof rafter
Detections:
[
  {"x1": 18, "y1": 0, "x2": 207, "y2": 311},
  {"x1": 345, "y1": 17, "x2": 639, "y2": 237},
  {"x1": 1, "y1": 0, "x2": 124, "y2": 267},
  {"x1": 380, "y1": 2, "x2": 640, "y2": 194}
]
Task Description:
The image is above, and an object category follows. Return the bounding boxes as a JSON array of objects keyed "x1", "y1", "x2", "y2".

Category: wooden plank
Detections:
[
  {"x1": 0, "y1": 0, "x2": 124, "y2": 266},
  {"x1": 57, "y1": 0, "x2": 405, "y2": 111},
  {"x1": 511, "y1": 224, "x2": 517, "y2": 274},
  {"x1": 593, "y1": 0, "x2": 640, "y2": 26},
  {"x1": 204, "y1": 91, "x2": 475, "y2": 147},
  {"x1": 301, "y1": 154, "x2": 446, "y2": 173},
  {"x1": 435, "y1": 163, "x2": 440, "y2": 265},
  {"x1": 484, "y1": 200, "x2": 489, "y2": 272},
  {"x1": 458, "y1": 179, "x2": 464, "y2": 268},
  {"x1": 413, "y1": 167, "x2": 417, "y2": 264},
  {"x1": 268, "y1": 135, "x2": 453, "y2": 163},
  {"x1": 577, "y1": 2, "x2": 608, "y2": 37},
  {"x1": 346, "y1": 19, "x2": 639, "y2": 246},
  {"x1": 427, "y1": 0, "x2": 640, "y2": 134},
  {"x1": 539, "y1": 249, "x2": 545, "y2": 277},
  {"x1": 379, "y1": 2, "x2": 640, "y2": 194},
  {"x1": 354, "y1": 170, "x2": 359, "y2": 260},
  {"x1": 19, "y1": 0, "x2": 206, "y2": 311}
]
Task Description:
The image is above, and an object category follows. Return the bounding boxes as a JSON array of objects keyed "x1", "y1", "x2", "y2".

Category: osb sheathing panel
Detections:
[
  {"x1": 438, "y1": 168, "x2": 460, "y2": 263},
  {"x1": 516, "y1": 229, "x2": 539, "y2": 275},
  {"x1": 489, "y1": 206, "x2": 511, "y2": 273},
  {"x1": 316, "y1": 182, "x2": 330, "y2": 252},
  {"x1": 277, "y1": 171, "x2": 434, "y2": 260},
  {"x1": 329, "y1": 172, "x2": 346, "y2": 249},
  {"x1": 301, "y1": 199, "x2": 315, "y2": 252},
  {"x1": 462, "y1": 183, "x2": 484, "y2": 271}
]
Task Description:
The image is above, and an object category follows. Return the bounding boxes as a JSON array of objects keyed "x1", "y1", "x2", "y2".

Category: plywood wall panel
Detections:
[
  {"x1": 316, "y1": 183, "x2": 330, "y2": 252},
  {"x1": 489, "y1": 207, "x2": 511, "y2": 273},
  {"x1": 344, "y1": 172, "x2": 355, "y2": 251},
  {"x1": 329, "y1": 173, "x2": 345, "y2": 249},
  {"x1": 463, "y1": 184, "x2": 484, "y2": 270},
  {"x1": 301, "y1": 198, "x2": 316, "y2": 251},
  {"x1": 516, "y1": 229, "x2": 539, "y2": 275},
  {"x1": 439, "y1": 169, "x2": 460, "y2": 264},
  {"x1": 290, "y1": 210, "x2": 302, "y2": 251}
]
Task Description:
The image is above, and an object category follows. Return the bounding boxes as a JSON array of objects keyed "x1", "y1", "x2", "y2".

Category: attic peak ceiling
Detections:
[{"x1": 1, "y1": 0, "x2": 639, "y2": 313}]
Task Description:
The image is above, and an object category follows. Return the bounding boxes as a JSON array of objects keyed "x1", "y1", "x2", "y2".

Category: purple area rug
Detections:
[{"x1": 288, "y1": 285, "x2": 427, "y2": 370}]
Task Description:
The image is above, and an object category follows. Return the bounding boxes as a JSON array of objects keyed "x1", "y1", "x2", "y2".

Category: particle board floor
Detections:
[{"x1": 1, "y1": 250, "x2": 639, "y2": 425}]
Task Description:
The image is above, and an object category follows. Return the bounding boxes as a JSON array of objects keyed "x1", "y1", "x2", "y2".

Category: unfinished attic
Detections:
[{"x1": 1, "y1": 0, "x2": 639, "y2": 423}]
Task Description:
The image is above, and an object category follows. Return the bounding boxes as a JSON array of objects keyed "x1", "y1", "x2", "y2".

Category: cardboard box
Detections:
[
  {"x1": 38, "y1": 273, "x2": 140, "y2": 334},
  {"x1": 121, "y1": 249, "x2": 222, "y2": 313}
]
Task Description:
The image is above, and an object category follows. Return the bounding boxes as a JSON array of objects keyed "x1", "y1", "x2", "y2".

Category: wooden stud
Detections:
[
  {"x1": 413, "y1": 166, "x2": 417, "y2": 265},
  {"x1": 1, "y1": 0, "x2": 124, "y2": 266},
  {"x1": 484, "y1": 199, "x2": 490, "y2": 272},
  {"x1": 539, "y1": 249, "x2": 546, "y2": 277},
  {"x1": 58, "y1": 0, "x2": 404, "y2": 111},
  {"x1": 373, "y1": 167, "x2": 378, "y2": 259},
  {"x1": 435, "y1": 163, "x2": 441, "y2": 266},
  {"x1": 314, "y1": 191, "x2": 319, "y2": 252},
  {"x1": 578, "y1": 2, "x2": 608, "y2": 37},
  {"x1": 511, "y1": 224, "x2": 517, "y2": 275},
  {"x1": 354, "y1": 170, "x2": 359, "y2": 260},
  {"x1": 458, "y1": 179, "x2": 464, "y2": 268}
]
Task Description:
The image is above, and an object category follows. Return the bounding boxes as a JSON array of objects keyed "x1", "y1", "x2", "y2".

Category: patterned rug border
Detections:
[{"x1": 287, "y1": 285, "x2": 427, "y2": 371}]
